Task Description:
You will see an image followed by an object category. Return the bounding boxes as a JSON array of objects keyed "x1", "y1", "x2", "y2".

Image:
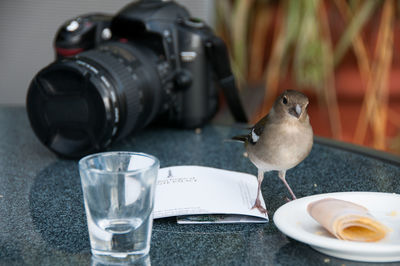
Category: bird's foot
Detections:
[
  {"x1": 251, "y1": 199, "x2": 268, "y2": 216},
  {"x1": 284, "y1": 195, "x2": 297, "y2": 202}
]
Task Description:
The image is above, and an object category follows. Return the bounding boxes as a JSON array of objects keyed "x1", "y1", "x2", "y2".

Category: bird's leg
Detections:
[
  {"x1": 278, "y1": 170, "x2": 297, "y2": 200},
  {"x1": 251, "y1": 169, "x2": 268, "y2": 215}
]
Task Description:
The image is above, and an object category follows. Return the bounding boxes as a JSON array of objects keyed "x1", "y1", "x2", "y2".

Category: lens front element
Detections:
[{"x1": 26, "y1": 42, "x2": 162, "y2": 158}]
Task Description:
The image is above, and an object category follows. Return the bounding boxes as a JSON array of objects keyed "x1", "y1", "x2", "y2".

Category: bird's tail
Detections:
[{"x1": 231, "y1": 135, "x2": 248, "y2": 143}]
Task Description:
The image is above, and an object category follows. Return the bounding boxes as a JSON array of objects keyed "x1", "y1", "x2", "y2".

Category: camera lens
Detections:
[{"x1": 26, "y1": 42, "x2": 164, "y2": 158}]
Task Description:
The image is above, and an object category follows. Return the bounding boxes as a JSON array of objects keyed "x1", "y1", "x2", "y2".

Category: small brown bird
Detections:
[{"x1": 233, "y1": 90, "x2": 313, "y2": 214}]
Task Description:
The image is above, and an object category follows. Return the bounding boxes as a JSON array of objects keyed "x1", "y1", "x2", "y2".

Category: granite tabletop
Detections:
[{"x1": 0, "y1": 106, "x2": 399, "y2": 266}]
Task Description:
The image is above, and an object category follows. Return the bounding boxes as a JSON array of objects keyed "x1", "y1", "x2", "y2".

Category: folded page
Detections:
[
  {"x1": 307, "y1": 198, "x2": 389, "y2": 242},
  {"x1": 153, "y1": 166, "x2": 268, "y2": 223}
]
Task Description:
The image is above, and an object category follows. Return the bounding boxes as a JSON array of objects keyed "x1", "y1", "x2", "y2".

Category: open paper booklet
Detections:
[{"x1": 153, "y1": 166, "x2": 268, "y2": 224}]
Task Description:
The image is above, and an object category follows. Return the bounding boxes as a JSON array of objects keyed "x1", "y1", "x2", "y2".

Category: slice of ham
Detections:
[{"x1": 307, "y1": 198, "x2": 389, "y2": 242}]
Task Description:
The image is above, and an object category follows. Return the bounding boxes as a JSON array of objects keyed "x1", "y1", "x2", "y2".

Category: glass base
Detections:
[{"x1": 91, "y1": 248, "x2": 150, "y2": 265}]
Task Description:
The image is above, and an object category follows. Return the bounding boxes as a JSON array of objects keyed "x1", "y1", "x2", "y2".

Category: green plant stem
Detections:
[
  {"x1": 232, "y1": 0, "x2": 254, "y2": 78},
  {"x1": 333, "y1": 0, "x2": 379, "y2": 67}
]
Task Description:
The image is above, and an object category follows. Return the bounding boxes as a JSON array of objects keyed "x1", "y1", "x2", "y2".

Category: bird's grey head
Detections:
[{"x1": 274, "y1": 90, "x2": 309, "y2": 120}]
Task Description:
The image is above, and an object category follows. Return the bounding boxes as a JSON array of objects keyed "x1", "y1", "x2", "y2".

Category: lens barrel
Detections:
[{"x1": 26, "y1": 42, "x2": 163, "y2": 158}]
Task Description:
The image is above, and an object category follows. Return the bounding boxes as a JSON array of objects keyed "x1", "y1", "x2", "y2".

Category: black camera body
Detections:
[{"x1": 27, "y1": 0, "x2": 246, "y2": 158}]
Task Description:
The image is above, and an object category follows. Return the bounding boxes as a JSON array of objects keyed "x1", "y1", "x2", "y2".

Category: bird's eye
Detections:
[{"x1": 282, "y1": 96, "x2": 288, "y2": 105}]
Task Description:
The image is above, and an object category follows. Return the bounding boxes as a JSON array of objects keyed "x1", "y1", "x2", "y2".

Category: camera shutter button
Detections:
[
  {"x1": 183, "y1": 17, "x2": 204, "y2": 28},
  {"x1": 66, "y1": 20, "x2": 80, "y2": 32}
]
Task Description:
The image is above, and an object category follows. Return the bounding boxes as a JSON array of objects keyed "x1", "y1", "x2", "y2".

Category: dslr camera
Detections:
[{"x1": 26, "y1": 0, "x2": 247, "y2": 158}]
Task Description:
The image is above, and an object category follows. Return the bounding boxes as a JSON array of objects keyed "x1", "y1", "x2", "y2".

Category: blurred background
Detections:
[
  {"x1": 215, "y1": 0, "x2": 400, "y2": 155},
  {"x1": 0, "y1": 0, "x2": 399, "y2": 155}
]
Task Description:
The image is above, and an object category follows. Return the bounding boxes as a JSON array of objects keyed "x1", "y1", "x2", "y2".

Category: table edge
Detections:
[{"x1": 314, "y1": 136, "x2": 400, "y2": 166}]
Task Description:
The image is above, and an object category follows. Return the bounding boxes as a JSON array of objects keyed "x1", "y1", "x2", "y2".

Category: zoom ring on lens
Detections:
[{"x1": 77, "y1": 44, "x2": 143, "y2": 142}]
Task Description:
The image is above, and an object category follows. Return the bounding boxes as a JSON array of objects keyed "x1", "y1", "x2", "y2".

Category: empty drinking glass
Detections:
[{"x1": 79, "y1": 152, "x2": 159, "y2": 262}]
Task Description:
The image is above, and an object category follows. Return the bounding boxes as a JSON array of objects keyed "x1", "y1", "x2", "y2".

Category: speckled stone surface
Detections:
[{"x1": 0, "y1": 106, "x2": 399, "y2": 266}]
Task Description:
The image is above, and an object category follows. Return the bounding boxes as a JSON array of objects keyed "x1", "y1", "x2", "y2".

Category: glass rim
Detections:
[{"x1": 78, "y1": 151, "x2": 159, "y2": 175}]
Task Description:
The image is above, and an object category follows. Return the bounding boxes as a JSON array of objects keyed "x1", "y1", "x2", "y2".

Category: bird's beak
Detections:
[{"x1": 289, "y1": 104, "x2": 302, "y2": 119}]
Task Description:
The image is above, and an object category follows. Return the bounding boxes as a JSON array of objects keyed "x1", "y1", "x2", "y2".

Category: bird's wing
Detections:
[
  {"x1": 249, "y1": 114, "x2": 270, "y2": 144},
  {"x1": 231, "y1": 114, "x2": 271, "y2": 144}
]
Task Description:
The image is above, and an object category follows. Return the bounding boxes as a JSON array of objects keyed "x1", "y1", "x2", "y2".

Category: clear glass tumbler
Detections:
[{"x1": 79, "y1": 152, "x2": 159, "y2": 261}]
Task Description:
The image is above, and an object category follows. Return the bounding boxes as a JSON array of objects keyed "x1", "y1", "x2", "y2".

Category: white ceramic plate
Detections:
[{"x1": 273, "y1": 192, "x2": 400, "y2": 262}]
